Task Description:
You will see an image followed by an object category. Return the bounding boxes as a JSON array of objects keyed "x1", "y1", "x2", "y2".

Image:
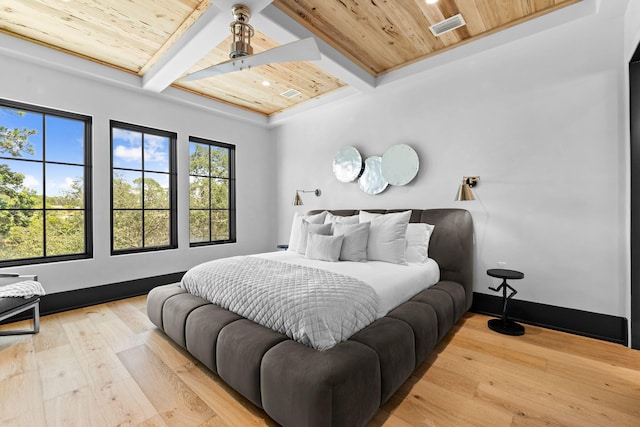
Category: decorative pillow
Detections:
[
  {"x1": 333, "y1": 222, "x2": 370, "y2": 262},
  {"x1": 359, "y1": 210, "x2": 411, "y2": 265},
  {"x1": 287, "y1": 211, "x2": 327, "y2": 253},
  {"x1": 324, "y1": 212, "x2": 360, "y2": 225},
  {"x1": 405, "y1": 223, "x2": 435, "y2": 264},
  {"x1": 305, "y1": 233, "x2": 344, "y2": 262},
  {"x1": 298, "y1": 221, "x2": 332, "y2": 254}
]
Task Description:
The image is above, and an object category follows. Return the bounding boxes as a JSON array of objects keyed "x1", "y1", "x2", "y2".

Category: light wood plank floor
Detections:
[{"x1": 1, "y1": 295, "x2": 639, "y2": 426}]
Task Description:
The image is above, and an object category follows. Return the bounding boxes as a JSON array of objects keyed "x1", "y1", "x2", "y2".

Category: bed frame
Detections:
[{"x1": 147, "y1": 208, "x2": 473, "y2": 427}]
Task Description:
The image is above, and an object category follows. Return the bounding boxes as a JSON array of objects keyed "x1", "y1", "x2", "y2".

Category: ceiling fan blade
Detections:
[{"x1": 178, "y1": 37, "x2": 321, "y2": 82}]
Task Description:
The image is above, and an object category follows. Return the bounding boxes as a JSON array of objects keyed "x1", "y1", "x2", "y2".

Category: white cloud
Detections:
[
  {"x1": 22, "y1": 174, "x2": 40, "y2": 190},
  {"x1": 112, "y1": 132, "x2": 167, "y2": 165},
  {"x1": 48, "y1": 177, "x2": 74, "y2": 195},
  {"x1": 114, "y1": 144, "x2": 142, "y2": 161},
  {"x1": 112, "y1": 128, "x2": 141, "y2": 145},
  {"x1": 144, "y1": 135, "x2": 168, "y2": 163}
]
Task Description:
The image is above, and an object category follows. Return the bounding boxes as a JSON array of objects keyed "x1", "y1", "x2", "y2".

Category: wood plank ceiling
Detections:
[
  {"x1": 0, "y1": 0, "x2": 580, "y2": 116},
  {"x1": 274, "y1": 0, "x2": 582, "y2": 76}
]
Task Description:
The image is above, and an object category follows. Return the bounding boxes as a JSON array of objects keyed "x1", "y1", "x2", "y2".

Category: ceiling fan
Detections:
[{"x1": 179, "y1": 4, "x2": 321, "y2": 82}]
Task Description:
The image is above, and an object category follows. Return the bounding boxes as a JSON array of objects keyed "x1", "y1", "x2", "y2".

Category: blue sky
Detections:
[{"x1": 0, "y1": 106, "x2": 85, "y2": 197}]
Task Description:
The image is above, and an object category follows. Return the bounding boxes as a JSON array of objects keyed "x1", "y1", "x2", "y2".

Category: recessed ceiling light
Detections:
[
  {"x1": 426, "y1": 0, "x2": 439, "y2": 4},
  {"x1": 261, "y1": 80, "x2": 271, "y2": 87}
]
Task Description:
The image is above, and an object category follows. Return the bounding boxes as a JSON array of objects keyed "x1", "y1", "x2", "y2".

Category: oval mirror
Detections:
[
  {"x1": 333, "y1": 146, "x2": 364, "y2": 182},
  {"x1": 381, "y1": 144, "x2": 419, "y2": 186},
  {"x1": 359, "y1": 156, "x2": 388, "y2": 195}
]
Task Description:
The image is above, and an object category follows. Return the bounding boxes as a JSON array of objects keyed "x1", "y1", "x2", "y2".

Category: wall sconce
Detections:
[
  {"x1": 293, "y1": 189, "x2": 321, "y2": 206},
  {"x1": 455, "y1": 176, "x2": 479, "y2": 201}
]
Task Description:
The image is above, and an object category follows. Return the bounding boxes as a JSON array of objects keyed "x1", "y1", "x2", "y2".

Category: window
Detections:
[
  {"x1": 189, "y1": 137, "x2": 236, "y2": 245},
  {"x1": 111, "y1": 121, "x2": 176, "y2": 254},
  {"x1": 0, "y1": 99, "x2": 92, "y2": 266}
]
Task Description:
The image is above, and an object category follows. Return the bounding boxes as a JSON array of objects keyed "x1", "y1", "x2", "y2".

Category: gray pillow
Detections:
[
  {"x1": 305, "y1": 233, "x2": 344, "y2": 262},
  {"x1": 298, "y1": 221, "x2": 332, "y2": 254},
  {"x1": 333, "y1": 222, "x2": 370, "y2": 262}
]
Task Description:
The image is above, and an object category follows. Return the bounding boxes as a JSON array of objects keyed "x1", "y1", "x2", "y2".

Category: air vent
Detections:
[
  {"x1": 429, "y1": 13, "x2": 466, "y2": 37},
  {"x1": 280, "y1": 88, "x2": 301, "y2": 98}
]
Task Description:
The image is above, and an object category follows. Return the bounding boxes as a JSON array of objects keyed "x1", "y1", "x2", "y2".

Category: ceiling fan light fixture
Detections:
[{"x1": 229, "y1": 4, "x2": 254, "y2": 59}]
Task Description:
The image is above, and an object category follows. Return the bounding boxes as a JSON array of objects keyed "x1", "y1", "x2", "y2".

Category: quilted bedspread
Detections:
[{"x1": 180, "y1": 256, "x2": 379, "y2": 350}]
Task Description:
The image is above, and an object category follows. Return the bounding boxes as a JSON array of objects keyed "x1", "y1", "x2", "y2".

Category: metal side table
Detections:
[{"x1": 487, "y1": 268, "x2": 525, "y2": 336}]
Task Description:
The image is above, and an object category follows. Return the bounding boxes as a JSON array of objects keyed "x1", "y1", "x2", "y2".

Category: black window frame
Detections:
[
  {"x1": 189, "y1": 136, "x2": 236, "y2": 247},
  {"x1": 110, "y1": 120, "x2": 177, "y2": 255},
  {"x1": 0, "y1": 98, "x2": 93, "y2": 267}
]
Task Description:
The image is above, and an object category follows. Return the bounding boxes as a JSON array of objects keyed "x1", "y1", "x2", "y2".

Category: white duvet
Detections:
[{"x1": 256, "y1": 251, "x2": 440, "y2": 317}]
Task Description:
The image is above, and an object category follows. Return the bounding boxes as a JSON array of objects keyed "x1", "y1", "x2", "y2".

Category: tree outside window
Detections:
[
  {"x1": 189, "y1": 137, "x2": 236, "y2": 246},
  {"x1": 0, "y1": 100, "x2": 91, "y2": 265},
  {"x1": 111, "y1": 121, "x2": 176, "y2": 254}
]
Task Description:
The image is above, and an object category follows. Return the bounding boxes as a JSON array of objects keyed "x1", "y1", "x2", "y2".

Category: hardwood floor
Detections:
[{"x1": 1, "y1": 295, "x2": 638, "y2": 426}]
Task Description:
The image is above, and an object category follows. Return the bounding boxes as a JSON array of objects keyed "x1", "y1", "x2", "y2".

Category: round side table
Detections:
[{"x1": 486, "y1": 268, "x2": 525, "y2": 336}]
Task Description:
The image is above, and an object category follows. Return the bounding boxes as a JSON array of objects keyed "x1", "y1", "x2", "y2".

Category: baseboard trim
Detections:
[
  {"x1": 471, "y1": 292, "x2": 628, "y2": 346},
  {"x1": 1, "y1": 272, "x2": 185, "y2": 324}
]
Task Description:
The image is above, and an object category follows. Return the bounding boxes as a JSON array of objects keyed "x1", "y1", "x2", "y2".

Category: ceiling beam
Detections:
[{"x1": 142, "y1": 5, "x2": 228, "y2": 92}]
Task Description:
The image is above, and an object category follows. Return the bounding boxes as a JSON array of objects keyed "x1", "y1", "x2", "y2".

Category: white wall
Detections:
[
  {"x1": 274, "y1": 7, "x2": 628, "y2": 316},
  {"x1": 0, "y1": 55, "x2": 277, "y2": 293}
]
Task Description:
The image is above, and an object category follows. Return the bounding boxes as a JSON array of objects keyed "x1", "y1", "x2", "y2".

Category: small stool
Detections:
[{"x1": 487, "y1": 268, "x2": 524, "y2": 336}]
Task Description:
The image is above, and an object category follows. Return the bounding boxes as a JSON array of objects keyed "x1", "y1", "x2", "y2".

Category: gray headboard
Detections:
[{"x1": 307, "y1": 209, "x2": 474, "y2": 310}]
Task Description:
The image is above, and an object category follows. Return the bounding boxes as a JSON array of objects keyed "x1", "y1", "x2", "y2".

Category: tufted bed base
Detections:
[{"x1": 147, "y1": 208, "x2": 474, "y2": 426}]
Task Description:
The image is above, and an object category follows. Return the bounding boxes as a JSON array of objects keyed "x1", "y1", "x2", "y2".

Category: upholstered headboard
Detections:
[{"x1": 307, "y1": 209, "x2": 474, "y2": 310}]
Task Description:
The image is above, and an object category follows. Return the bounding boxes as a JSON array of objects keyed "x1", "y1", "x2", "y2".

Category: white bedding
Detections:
[
  {"x1": 254, "y1": 251, "x2": 440, "y2": 318},
  {"x1": 181, "y1": 256, "x2": 379, "y2": 350}
]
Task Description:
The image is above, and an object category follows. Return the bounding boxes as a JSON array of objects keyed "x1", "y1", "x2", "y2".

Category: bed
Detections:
[{"x1": 146, "y1": 208, "x2": 473, "y2": 426}]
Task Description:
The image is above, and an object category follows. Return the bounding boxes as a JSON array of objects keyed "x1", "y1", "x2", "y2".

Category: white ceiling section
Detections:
[{"x1": 0, "y1": 0, "x2": 602, "y2": 126}]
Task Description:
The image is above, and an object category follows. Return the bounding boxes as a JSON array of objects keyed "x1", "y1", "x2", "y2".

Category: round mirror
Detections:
[
  {"x1": 381, "y1": 144, "x2": 419, "y2": 186},
  {"x1": 359, "y1": 156, "x2": 388, "y2": 195},
  {"x1": 333, "y1": 146, "x2": 364, "y2": 182}
]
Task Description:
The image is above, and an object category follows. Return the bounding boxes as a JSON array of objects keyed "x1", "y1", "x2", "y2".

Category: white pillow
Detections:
[
  {"x1": 287, "y1": 211, "x2": 327, "y2": 253},
  {"x1": 305, "y1": 233, "x2": 344, "y2": 262},
  {"x1": 324, "y1": 212, "x2": 360, "y2": 225},
  {"x1": 405, "y1": 223, "x2": 435, "y2": 264},
  {"x1": 359, "y1": 210, "x2": 411, "y2": 265},
  {"x1": 298, "y1": 221, "x2": 332, "y2": 254},
  {"x1": 333, "y1": 222, "x2": 370, "y2": 262}
]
